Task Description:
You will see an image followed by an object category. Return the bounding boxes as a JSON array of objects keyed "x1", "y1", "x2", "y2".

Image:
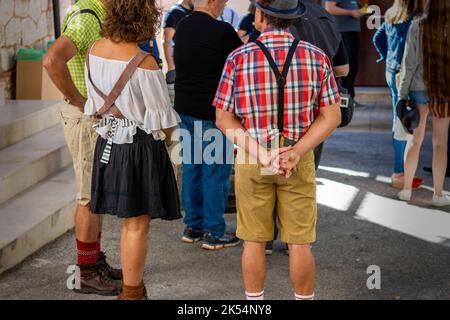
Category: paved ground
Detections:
[{"x1": 0, "y1": 117, "x2": 449, "y2": 300}]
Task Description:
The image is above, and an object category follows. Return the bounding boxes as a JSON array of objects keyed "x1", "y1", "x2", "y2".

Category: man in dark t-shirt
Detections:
[
  {"x1": 162, "y1": 0, "x2": 193, "y2": 73},
  {"x1": 162, "y1": 0, "x2": 193, "y2": 106},
  {"x1": 290, "y1": 0, "x2": 349, "y2": 170},
  {"x1": 325, "y1": 0, "x2": 365, "y2": 104},
  {"x1": 174, "y1": 0, "x2": 243, "y2": 250}
]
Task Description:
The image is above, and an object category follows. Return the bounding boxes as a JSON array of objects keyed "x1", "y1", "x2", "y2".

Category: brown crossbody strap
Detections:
[{"x1": 85, "y1": 43, "x2": 150, "y2": 116}]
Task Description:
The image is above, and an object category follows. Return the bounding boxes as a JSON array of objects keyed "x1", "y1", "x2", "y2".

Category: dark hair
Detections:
[
  {"x1": 101, "y1": 0, "x2": 161, "y2": 43},
  {"x1": 423, "y1": 0, "x2": 450, "y2": 117},
  {"x1": 258, "y1": 0, "x2": 296, "y2": 29}
]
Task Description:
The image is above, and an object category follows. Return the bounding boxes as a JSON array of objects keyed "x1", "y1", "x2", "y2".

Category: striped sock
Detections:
[
  {"x1": 76, "y1": 239, "x2": 98, "y2": 265},
  {"x1": 295, "y1": 293, "x2": 315, "y2": 300},
  {"x1": 246, "y1": 290, "x2": 264, "y2": 300}
]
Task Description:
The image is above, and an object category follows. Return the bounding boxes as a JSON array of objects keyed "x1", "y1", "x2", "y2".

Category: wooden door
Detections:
[{"x1": 356, "y1": 0, "x2": 392, "y2": 86}]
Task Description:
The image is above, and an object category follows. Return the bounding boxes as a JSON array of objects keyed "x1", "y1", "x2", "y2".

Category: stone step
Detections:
[
  {"x1": 0, "y1": 167, "x2": 76, "y2": 274},
  {"x1": 0, "y1": 100, "x2": 62, "y2": 150},
  {"x1": 354, "y1": 86, "x2": 391, "y2": 105},
  {"x1": 0, "y1": 124, "x2": 72, "y2": 205}
]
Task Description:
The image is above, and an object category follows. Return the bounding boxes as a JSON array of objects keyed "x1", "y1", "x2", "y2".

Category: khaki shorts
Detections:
[
  {"x1": 235, "y1": 146, "x2": 317, "y2": 245},
  {"x1": 59, "y1": 102, "x2": 98, "y2": 206}
]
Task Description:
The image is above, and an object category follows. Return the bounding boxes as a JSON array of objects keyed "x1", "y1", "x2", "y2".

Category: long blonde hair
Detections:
[{"x1": 385, "y1": 0, "x2": 423, "y2": 24}]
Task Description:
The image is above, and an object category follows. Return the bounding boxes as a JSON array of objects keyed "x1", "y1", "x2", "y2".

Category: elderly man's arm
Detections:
[{"x1": 43, "y1": 36, "x2": 85, "y2": 111}]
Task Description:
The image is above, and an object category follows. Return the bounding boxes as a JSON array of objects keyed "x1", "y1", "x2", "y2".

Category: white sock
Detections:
[
  {"x1": 295, "y1": 293, "x2": 315, "y2": 300},
  {"x1": 246, "y1": 290, "x2": 264, "y2": 300}
]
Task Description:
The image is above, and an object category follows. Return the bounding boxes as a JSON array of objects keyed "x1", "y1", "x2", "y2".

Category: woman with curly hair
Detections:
[
  {"x1": 398, "y1": 0, "x2": 450, "y2": 206},
  {"x1": 84, "y1": 0, "x2": 181, "y2": 299}
]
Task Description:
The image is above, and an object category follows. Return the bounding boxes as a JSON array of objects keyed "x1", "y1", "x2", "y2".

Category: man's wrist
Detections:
[
  {"x1": 66, "y1": 96, "x2": 86, "y2": 109},
  {"x1": 292, "y1": 143, "x2": 306, "y2": 158}
]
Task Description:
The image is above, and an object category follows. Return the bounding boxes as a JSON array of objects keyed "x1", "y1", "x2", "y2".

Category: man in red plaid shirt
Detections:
[{"x1": 214, "y1": 0, "x2": 341, "y2": 300}]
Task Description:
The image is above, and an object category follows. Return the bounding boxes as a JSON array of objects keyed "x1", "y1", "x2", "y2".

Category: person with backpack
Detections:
[
  {"x1": 84, "y1": 0, "x2": 181, "y2": 300},
  {"x1": 214, "y1": 0, "x2": 341, "y2": 300},
  {"x1": 44, "y1": 0, "x2": 121, "y2": 296}
]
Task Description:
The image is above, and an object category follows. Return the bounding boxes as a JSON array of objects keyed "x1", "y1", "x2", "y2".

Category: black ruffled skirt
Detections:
[{"x1": 90, "y1": 129, "x2": 181, "y2": 220}]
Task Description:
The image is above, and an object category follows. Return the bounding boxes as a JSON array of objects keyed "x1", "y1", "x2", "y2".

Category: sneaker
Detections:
[
  {"x1": 201, "y1": 232, "x2": 240, "y2": 250},
  {"x1": 431, "y1": 194, "x2": 450, "y2": 207},
  {"x1": 181, "y1": 227, "x2": 205, "y2": 243},
  {"x1": 98, "y1": 252, "x2": 123, "y2": 280},
  {"x1": 398, "y1": 189, "x2": 412, "y2": 202},
  {"x1": 265, "y1": 241, "x2": 273, "y2": 255}
]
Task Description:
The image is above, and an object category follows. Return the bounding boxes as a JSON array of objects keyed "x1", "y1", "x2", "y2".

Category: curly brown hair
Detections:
[{"x1": 101, "y1": 0, "x2": 161, "y2": 43}]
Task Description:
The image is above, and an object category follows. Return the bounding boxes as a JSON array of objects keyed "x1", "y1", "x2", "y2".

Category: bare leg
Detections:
[
  {"x1": 242, "y1": 241, "x2": 266, "y2": 293},
  {"x1": 121, "y1": 215, "x2": 151, "y2": 286},
  {"x1": 432, "y1": 116, "x2": 450, "y2": 196},
  {"x1": 289, "y1": 244, "x2": 315, "y2": 296},
  {"x1": 403, "y1": 105, "x2": 429, "y2": 190},
  {"x1": 75, "y1": 204, "x2": 101, "y2": 243}
]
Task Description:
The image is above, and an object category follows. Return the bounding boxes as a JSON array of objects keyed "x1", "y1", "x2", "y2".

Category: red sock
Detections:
[
  {"x1": 77, "y1": 239, "x2": 98, "y2": 265},
  {"x1": 96, "y1": 232, "x2": 102, "y2": 259}
]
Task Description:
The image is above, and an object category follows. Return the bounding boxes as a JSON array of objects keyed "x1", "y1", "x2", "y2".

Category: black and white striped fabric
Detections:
[{"x1": 93, "y1": 115, "x2": 135, "y2": 164}]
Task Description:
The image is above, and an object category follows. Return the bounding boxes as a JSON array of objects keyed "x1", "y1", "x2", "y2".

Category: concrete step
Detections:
[
  {"x1": 0, "y1": 124, "x2": 72, "y2": 205},
  {"x1": 355, "y1": 87, "x2": 391, "y2": 105},
  {"x1": 0, "y1": 100, "x2": 62, "y2": 150},
  {"x1": 0, "y1": 167, "x2": 76, "y2": 274}
]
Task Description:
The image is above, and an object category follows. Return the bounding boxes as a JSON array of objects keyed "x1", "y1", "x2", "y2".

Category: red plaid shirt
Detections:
[{"x1": 213, "y1": 29, "x2": 340, "y2": 144}]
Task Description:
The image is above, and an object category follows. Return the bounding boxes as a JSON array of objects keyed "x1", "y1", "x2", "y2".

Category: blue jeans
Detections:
[
  {"x1": 179, "y1": 114, "x2": 233, "y2": 238},
  {"x1": 386, "y1": 70, "x2": 406, "y2": 174}
]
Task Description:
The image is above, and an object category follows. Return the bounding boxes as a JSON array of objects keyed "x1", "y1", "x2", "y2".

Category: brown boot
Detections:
[
  {"x1": 73, "y1": 263, "x2": 122, "y2": 296},
  {"x1": 117, "y1": 282, "x2": 149, "y2": 300},
  {"x1": 98, "y1": 252, "x2": 123, "y2": 280}
]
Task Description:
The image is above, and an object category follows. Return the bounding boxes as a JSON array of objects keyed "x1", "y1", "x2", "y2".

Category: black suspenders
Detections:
[{"x1": 254, "y1": 39, "x2": 300, "y2": 135}]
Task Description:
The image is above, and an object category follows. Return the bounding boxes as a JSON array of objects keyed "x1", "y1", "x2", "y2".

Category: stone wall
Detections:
[{"x1": 0, "y1": 0, "x2": 72, "y2": 99}]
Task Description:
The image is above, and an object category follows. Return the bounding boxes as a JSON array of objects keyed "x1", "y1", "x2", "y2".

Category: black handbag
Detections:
[
  {"x1": 396, "y1": 99, "x2": 420, "y2": 134},
  {"x1": 338, "y1": 86, "x2": 355, "y2": 128}
]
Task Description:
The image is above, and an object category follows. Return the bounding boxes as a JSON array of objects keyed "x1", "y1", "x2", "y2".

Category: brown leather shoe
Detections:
[
  {"x1": 117, "y1": 282, "x2": 149, "y2": 300},
  {"x1": 73, "y1": 263, "x2": 122, "y2": 296},
  {"x1": 98, "y1": 252, "x2": 123, "y2": 280}
]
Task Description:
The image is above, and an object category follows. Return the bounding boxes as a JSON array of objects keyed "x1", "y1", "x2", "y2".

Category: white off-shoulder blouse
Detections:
[{"x1": 84, "y1": 54, "x2": 180, "y2": 144}]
